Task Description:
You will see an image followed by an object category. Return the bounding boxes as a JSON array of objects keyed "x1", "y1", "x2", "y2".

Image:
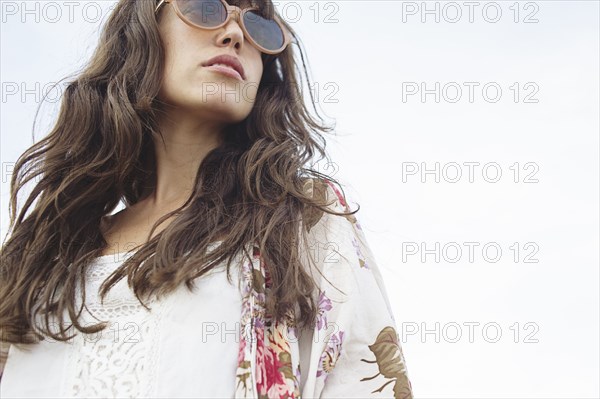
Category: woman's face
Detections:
[{"x1": 157, "y1": 1, "x2": 264, "y2": 125}]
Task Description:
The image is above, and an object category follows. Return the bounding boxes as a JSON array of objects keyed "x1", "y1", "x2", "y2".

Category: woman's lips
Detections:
[{"x1": 204, "y1": 64, "x2": 244, "y2": 81}]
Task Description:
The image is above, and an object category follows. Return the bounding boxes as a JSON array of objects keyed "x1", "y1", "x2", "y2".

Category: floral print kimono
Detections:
[{"x1": 234, "y1": 179, "x2": 414, "y2": 398}]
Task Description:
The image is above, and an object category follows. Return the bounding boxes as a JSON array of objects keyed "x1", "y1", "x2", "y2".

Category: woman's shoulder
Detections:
[
  {"x1": 302, "y1": 175, "x2": 353, "y2": 212},
  {"x1": 301, "y1": 176, "x2": 344, "y2": 200},
  {"x1": 300, "y1": 176, "x2": 357, "y2": 231},
  {"x1": 298, "y1": 177, "x2": 365, "y2": 281}
]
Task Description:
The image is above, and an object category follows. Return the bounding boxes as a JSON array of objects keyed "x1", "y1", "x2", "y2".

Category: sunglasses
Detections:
[{"x1": 155, "y1": 0, "x2": 292, "y2": 55}]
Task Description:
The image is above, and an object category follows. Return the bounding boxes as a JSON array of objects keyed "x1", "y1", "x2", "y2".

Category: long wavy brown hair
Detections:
[{"x1": 0, "y1": 0, "x2": 357, "y2": 345}]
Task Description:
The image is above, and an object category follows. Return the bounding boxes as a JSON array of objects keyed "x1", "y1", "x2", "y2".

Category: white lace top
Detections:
[{"x1": 0, "y1": 243, "x2": 244, "y2": 398}]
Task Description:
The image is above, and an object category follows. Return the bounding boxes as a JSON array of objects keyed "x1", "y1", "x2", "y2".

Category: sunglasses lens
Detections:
[
  {"x1": 243, "y1": 10, "x2": 285, "y2": 52},
  {"x1": 174, "y1": 0, "x2": 287, "y2": 53},
  {"x1": 177, "y1": 0, "x2": 226, "y2": 27}
]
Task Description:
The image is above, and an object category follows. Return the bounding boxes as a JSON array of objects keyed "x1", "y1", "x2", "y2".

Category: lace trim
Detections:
[
  {"x1": 59, "y1": 245, "x2": 242, "y2": 398},
  {"x1": 60, "y1": 254, "x2": 169, "y2": 398}
]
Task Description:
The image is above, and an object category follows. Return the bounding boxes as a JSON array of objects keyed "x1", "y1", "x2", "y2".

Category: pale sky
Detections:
[{"x1": 1, "y1": 1, "x2": 599, "y2": 397}]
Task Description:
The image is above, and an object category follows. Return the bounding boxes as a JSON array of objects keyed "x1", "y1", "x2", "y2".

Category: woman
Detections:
[{"x1": 0, "y1": 0, "x2": 414, "y2": 398}]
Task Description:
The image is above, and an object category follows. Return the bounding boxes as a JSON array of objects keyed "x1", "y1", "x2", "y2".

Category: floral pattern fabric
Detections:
[{"x1": 235, "y1": 179, "x2": 414, "y2": 399}]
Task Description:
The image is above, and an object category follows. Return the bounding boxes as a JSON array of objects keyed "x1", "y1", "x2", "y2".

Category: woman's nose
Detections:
[{"x1": 217, "y1": 8, "x2": 245, "y2": 50}]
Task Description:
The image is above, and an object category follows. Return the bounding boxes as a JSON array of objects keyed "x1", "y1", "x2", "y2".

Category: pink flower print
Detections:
[
  {"x1": 324, "y1": 179, "x2": 347, "y2": 209},
  {"x1": 316, "y1": 291, "x2": 333, "y2": 330},
  {"x1": 317, "y1": 330, "x2": 345, "y2": 380},
  {"x1": 255, "y1": 320, "x2": 300, "y2": 398},
  {"x1": 255, "y1": 337, "x2": 286, "y2": 397},
  {"x1": 238, "y1": 334, "x2": 247, "y2": 364}
]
